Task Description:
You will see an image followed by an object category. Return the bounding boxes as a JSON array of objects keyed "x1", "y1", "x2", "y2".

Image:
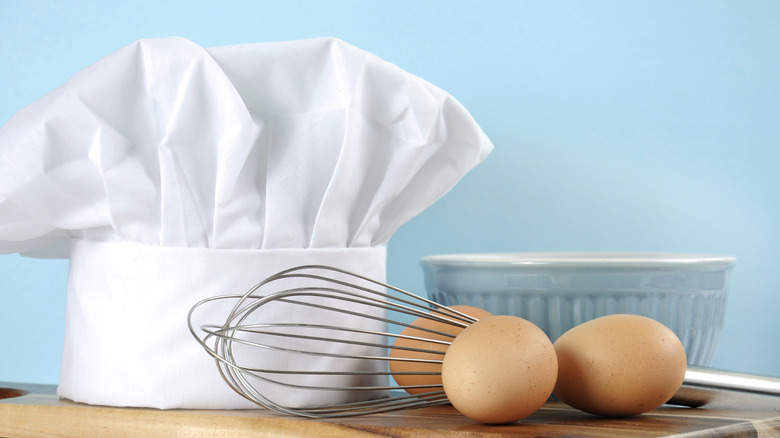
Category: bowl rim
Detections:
[{"x1": 420, "y1": 252, "x2": 736, "y2": 269}]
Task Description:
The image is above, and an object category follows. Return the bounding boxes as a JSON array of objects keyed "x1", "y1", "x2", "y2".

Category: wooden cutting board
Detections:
[{"x1": 2, "y1": 383, "x2": 779, "y2": 437}]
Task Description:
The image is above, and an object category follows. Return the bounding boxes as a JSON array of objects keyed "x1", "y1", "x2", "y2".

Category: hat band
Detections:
[{"x1": 58, "y1": 239, "x2": 388, "y2": 409}]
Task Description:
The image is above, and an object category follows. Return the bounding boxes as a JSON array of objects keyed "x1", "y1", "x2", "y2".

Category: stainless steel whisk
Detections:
[
  {"x1": 188, "y1": 264, "x2": 780, "y2": 418},
  {"x1": 187, "y1": 264, "x2": 477, "y2": 418}
]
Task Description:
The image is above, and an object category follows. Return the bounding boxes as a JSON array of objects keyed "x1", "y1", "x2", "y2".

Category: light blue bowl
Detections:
[{"x1": 420, "y1": 252, "x2": 736, "y2": 367}]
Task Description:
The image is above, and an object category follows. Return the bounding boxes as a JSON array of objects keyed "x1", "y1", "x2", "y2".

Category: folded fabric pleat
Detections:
[{"x1": 1, "y1": 37, "x2": 492, "y2": 255}]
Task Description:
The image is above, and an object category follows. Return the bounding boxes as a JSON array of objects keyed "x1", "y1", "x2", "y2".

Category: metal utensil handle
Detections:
[{"x1": 669, "y1": 366, "x2": 780, "y2": 410}]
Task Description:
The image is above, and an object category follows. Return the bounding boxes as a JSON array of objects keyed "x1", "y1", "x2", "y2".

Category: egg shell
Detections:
[
  {"x1": 553, "y1": 314, "x2": 687, "y2": 417},
  {"x1": 389, "y1": 305, "x2": 492, "y2": 394},
  {"x1": 441, "y1": 315, "x2": 558, "y2": 424}
]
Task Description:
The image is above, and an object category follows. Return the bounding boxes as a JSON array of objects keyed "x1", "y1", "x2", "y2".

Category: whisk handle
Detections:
[{"x1": 668, "y1": 366, "x2": 780, "y2": 410}]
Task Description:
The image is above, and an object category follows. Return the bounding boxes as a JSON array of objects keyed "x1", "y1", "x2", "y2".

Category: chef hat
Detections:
[{"x1": 0, "y1": 37, "x2": 492, "y2": 409}]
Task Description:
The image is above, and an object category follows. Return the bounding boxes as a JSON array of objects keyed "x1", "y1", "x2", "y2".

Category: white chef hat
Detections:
[{"x1": 0, "y1": 37, "x2": 492, "y2": 409}]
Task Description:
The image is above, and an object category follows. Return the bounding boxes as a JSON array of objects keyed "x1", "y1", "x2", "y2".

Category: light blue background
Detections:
[{"x1": 1, "y1": 0, "x2": 778, "y2": 384}]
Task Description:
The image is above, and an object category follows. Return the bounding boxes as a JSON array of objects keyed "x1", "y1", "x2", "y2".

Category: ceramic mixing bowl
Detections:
[{"x1": 420, "y1": 252, "x2": 736, "y2": 366}]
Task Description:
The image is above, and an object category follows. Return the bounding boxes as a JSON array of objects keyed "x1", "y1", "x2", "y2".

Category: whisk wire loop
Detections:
[{"x1": 188, "y1": 265, "x2": 477, "y2": 418}]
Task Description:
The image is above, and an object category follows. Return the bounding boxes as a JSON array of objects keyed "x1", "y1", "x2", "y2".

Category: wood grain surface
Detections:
[{"x1": 1, "y1": 384, "x2": 779, "y2": 437}]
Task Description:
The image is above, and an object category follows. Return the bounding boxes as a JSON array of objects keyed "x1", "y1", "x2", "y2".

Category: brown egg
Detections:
[
  {"x1": 389, "y1": 305, "x2": 492, "y2": 395},
  {"x1": 553, "y1": 314, "x2": 687, "y2": 417},
  {"x1": 441, "y1": 315, "x2": 558, "y2": 424}
]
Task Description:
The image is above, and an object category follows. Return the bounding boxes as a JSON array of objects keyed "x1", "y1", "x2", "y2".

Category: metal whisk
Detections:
[
  {"x1": 188, "y1": 264, "x2": 780, "y2": 418},
  {"x1": 187, "y1": 264, "x2": 478, "y2": 418}
]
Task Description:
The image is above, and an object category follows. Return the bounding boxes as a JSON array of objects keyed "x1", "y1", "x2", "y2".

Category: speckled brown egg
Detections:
[
  {"x1": 441, "y1": 315, "x2": 558, "y2": 424},
  {"x1": 389, "y1": 305, "x2": 492, "y2": 394},
  {"x1": 553, "y1": 314, "x2": 687, "y2": 417}
]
